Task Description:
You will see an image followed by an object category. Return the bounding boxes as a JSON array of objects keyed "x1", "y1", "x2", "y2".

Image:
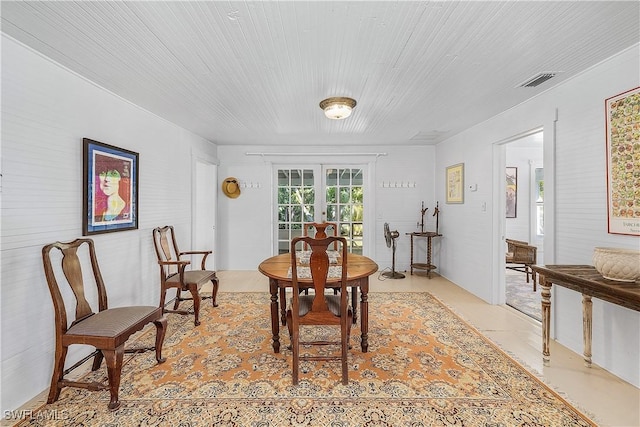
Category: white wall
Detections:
[
  {"x1": 435, "y1": 45, "x2": 640, "y2": 387},
  {"x1": 216, "y1": 145, "x2": 437, "y2": 273},
  {"x1": 0, "y1": 36, "x2": 218, "y2": 411}
]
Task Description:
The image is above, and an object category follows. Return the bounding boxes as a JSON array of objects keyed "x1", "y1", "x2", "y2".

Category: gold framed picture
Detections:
[{"x1": 446, "y1": 163, "x2": 464, "y2": 204}]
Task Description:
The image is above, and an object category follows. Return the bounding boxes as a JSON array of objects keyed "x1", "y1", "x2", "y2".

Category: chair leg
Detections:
[
  {"x1": 341, "y1": 310, "x2": 353, "y2": 385},
  {"x1": 211, "y1": 278, "x2": 219, "y2": 308},
  {"x1": 173, "y1": 288, "x2": 182, "y2": 310},
  {"x1": 351, "y1": 287, "x2": 358, "y2": 324},
  {"x1": 291, "y1": 329, "x2": 299, "y2": 385},
  {"x1": 286, "y1": 310, "x2": 293, "y2": 344},
  {"x1": 188, "y1": 285, "x2": 201, "y2": 326},
  {"x1": 102, "y1": 346, "x2": 125, "y2": 411},
  {"x1": 341, "y1": 337, "x2": 348, "y2": 385},
  {"x1": 47, "y1": 345, "x2": 67, "y2": 403},
  {"x1": 279, "y1": 288, "x2": 287, "y2": 326},
  {"x1": 346, "y1": 310, "x2": 353, "y2": 345},
  {"x1": 532, "y1": 271, "x2": 537, "y2": 292},
  {"x1": 91, "y1": 351, "x2": 104, "y2": 371},
  {"x1": 159, "y1": 287, "x2": 168, "y2": 312},
  {"x1": 154, "y1": 317, "x2": 168, "y2": 363}
]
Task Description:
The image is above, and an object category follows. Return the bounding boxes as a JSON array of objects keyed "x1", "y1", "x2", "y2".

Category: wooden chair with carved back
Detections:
[
  {"x1": 152, "y1": 225, "x2": 219, "y2": 326},
  {"x1": 286, "y1": 235, "x2": 352, "y2": 385},
  {"x1": 304, "y1": 222, "x2": 358, "y2": 320},
  {"x1": 42, "y1": 238, "x2": 167, "y2": 411},
  {"x1": 279, "y1": 222, "x2": 340, "y2": 325},
  {"x1": 303, "y1": 222, "x2": 338, "y2": 292},
  {"x1": 303, "y1": 222, "x2": 338, "y2": 248}
]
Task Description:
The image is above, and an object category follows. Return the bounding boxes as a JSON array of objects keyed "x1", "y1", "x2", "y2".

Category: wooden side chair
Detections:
[
  {"x1": 152, "y1": 225, "x2": 219, "y2": 326},
  {"x1": 286, "y1": 235, "x2": 353, "y2": 385},
  {"x1": 505, "y1": 238, "x2": 538, "y2": 291},
  {"x1": 42, "y1": 238, "x2": 167, "y2": 411},
  {"x1": 279, "y1": 222, "x2": 342, "y2": 325},
  {"x1": 304, "y1": 221, "x2": 359, "y2": 321},
  {"x1": 303, "y1": 222, "x2": 338, "y2": 248}
]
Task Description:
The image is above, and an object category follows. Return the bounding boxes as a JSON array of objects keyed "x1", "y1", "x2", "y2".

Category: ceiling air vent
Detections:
[{"x1": 518, "y1": 72, "x2": 558, "y2": 88}]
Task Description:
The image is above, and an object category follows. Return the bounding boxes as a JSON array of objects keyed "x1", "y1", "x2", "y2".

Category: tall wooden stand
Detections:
[{"x1": 406, "y1": 232, "x2": 441, "y2": 278}]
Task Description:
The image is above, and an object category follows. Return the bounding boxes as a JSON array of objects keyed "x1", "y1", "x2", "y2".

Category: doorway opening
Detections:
[
  {"x1": 503, "y1": 130, "x2": 543, "y2": 321},
  {"x1": 193, "y1": 158, "x2": 217, "y2": 270}
]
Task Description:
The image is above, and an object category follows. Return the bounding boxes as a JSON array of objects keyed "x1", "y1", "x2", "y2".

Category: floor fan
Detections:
[{"x1": 383, "y1": 223, "x2": 405, "y2": 279}]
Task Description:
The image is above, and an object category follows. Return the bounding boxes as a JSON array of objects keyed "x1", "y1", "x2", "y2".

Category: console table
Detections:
[
  {"x1": 406, "y1": 232, "x2": 442, "y2": 278},
  {"x1": 531, "y1": 264, "x2": 640, "y2": 367}
]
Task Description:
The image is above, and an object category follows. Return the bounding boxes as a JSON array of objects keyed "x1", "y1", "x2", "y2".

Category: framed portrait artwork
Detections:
[
  {"x1": 506, "y1": 167, "x2": 517, "y2": 218},
  {"x1": 446, "y1": 163, "x2": 464, "y2": 204},
  {"x1": 605, "y1": 87, "x2": 640, "y2": 236},
  {"x1": 83, "y1": 138, "x2": 139, "y2": 235}
]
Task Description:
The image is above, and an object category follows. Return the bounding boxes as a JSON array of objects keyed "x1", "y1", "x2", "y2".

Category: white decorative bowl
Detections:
[{"x1": 592, "y1": 247, "x2": 640, "y2": 282}]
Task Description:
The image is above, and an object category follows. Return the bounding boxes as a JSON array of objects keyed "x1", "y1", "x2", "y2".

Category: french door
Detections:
[{"x1": 275, "y1": 165, "x2": 364, "y2": 255}]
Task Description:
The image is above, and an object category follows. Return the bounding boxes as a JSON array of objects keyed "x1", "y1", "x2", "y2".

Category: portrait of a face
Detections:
[
  {"x1": 93, "y1": 155, "x2": 131, "y2": 223},
  {"x1": 83, "y1": 138, "x2": 138, "y2": 235},
  {"x1": 99, "y1": 169, "x2": 121, "y2": 196}
]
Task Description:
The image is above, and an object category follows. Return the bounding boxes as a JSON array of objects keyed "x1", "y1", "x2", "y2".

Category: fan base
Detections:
[{"x1": 382, "y1": 271, "x2": 405, "y2": 279}]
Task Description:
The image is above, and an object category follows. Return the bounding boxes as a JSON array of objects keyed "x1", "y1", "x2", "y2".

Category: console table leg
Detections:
[
  {"x1": 540, "y1": 276, "x2": 551, "y2": 365},
  {"x1": 582, "y1": 294, "x2": 593, "y2": 367}
]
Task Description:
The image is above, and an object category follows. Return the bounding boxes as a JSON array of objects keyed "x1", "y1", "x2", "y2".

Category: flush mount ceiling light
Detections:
[{"x1": 319, "y1": 97, "x2": 357, "y2": 120}]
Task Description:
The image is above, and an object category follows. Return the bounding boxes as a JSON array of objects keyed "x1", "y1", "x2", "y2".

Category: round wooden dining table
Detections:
[{"x1": 258, "y1": 252, "x2": 378, "y2": 353}]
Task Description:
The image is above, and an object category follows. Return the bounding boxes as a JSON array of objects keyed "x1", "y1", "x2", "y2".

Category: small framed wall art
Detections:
[
  {"x1": 506, "y1": 167, "x2": 517, "y2": 218},
  {"x1": 83, "y1": 138, "x2": 139, "y2": 235},
  {"x1": 446, "y1": 163, "x2": 464, "y2": 204}
]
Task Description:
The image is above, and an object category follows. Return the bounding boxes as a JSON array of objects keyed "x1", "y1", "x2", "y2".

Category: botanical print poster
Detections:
[{"x1": 605, "y1": 87, "x2": 640, "y2": 236}]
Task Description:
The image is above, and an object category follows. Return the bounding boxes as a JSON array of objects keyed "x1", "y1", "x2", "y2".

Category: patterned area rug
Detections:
[
  {"x1": 20, "y1": 292, "x2": 595, "y2": 426},
  {"x1": 505, "y1": 269, "x2": 542, "y2": 321}
]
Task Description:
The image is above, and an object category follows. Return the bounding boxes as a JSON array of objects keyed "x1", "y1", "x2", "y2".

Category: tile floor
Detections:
[
  {"x1": 13, "y1": 270, "x2": 639, "y2": 427},
  {"x1": 222, "y1": 269, "x2": 640, "y2": 427},
  {"x1": 505, "y1": 267, "x2": 541, "y2": 321}
]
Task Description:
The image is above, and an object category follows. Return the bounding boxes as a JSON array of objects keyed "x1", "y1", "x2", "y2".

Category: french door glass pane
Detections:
[
  {"x1": 277, "y1": 169, "x2": 315, "y2": 254},
  {"x1": 326, "y1": 168, "x2": 363, "y2": 254},
  {"x1": 276, "y1": 166, "x2": 364, "y2": 255}
]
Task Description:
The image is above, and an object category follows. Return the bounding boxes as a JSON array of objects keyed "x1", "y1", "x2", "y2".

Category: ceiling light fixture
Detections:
[{"x1": 319, "y1": 97, "x2": 357, "y2": 120}]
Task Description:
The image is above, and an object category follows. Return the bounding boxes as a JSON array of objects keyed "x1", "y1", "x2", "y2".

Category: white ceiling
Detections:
[{"x1": 2, "y1": 1, "x2": 638, "y2": 146}]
